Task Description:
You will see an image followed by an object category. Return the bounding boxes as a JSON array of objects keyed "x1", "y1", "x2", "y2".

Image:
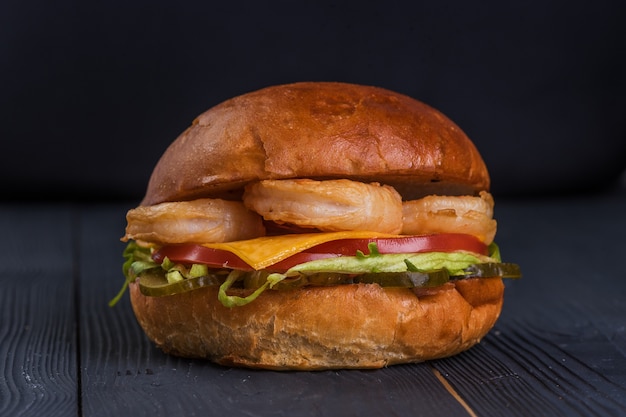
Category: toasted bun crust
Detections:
[
  {"x1": 129, "y1": 278, "x2": 504, "y2": 370},
  {"x1": 142, "y1": 82, "x2": 489, "y2": 205}
]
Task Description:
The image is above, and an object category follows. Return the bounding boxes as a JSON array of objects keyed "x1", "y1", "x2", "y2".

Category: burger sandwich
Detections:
[{"x1": 114, "y1": 82, "x2": 521, "y2": 370}]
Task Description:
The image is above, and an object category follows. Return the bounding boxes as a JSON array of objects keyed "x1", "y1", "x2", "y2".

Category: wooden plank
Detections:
[
  {"x1": 432, "y1": 329, "x2": 626, "y2": 417},
  {"x1": 0, "y1": 205, "x2": 78, "y2": 417}
]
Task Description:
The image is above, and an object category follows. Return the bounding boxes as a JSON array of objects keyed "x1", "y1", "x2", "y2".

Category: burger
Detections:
[{"x1": 114, "y1": 82, "x2": 521, "y2": 370}]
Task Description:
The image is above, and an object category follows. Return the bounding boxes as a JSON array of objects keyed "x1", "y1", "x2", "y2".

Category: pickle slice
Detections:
[
  {"x1": 245, "y1": 271, "x2": 309, "y2": 291},
  {"x1": 462, "y1": 262, "x2": 522, "y2": 279},
  {"x1": 137, "y1": 261, "x2": 522, "y2": 297},
  {"x1": 355, "y1": 269, "x2": 450, "y2": 288},
  {"x1": 138, "y1": 270, "x2": 222, "y2": 297},
  {"x1": 244, "y1": 271, "x2": 354, "y2": 290},
  {"x1": 300, "y1": 273, "x2": 354, "y2": 287}
]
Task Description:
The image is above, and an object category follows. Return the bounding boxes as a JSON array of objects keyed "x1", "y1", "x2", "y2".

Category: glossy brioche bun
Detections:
[
  {"x1": 141, "y1": 82, "x2": 489, "y2": 206},
  {"x1": 129, "y1": 278, "x2": 504, "y2": 370}
]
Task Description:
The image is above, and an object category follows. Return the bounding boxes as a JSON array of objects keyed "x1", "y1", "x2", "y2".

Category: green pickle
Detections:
[
  {"x1": 137, "y1": 261, "x2": 521, "y2": 298},
  {"x1": 462, "y1": 262, "x2": 521, "y2": 278},
  {"x1": 244, "y1": 271, "x2": 352, "y2": 290},
  {"x1": 355, "y1": 269, "x2": 450, "y2": 288},
  {"x1": 139, "y1": 269, "x2": 222, "y2": 297},
  {"x1": 297, "y1": 273, "x2": 353, "y2": 287}
]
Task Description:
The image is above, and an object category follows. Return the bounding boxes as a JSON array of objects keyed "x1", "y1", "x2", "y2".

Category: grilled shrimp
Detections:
[
  {"x1": 243, "y1": 179, "x2": 403, "y2": 234},
  {"x1": 123, "y1": 198, "x2": 266, "y2": 244},
  {"x1": 401, "y1": 191, "x2": 497, "y2": 244}
]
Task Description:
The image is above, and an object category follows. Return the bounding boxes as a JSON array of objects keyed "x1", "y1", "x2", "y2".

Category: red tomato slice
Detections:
[
  {"x1": 153, "y1": 245, "x2": 343, "y2": 272},
  {"x1": 306, "y1": 233, "x2": 488, "y2": 256},
  {"x1": 268, "y1": 252, "x2": 343, "y2": 272},
  {"x1": 153, "y1": 245, "x2": 254, "y2": 271},
  {"x1": 152, "y1": 233, "x2": 487, "y2": 273}
]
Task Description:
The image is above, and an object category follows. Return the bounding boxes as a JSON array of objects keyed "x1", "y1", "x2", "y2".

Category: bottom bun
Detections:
[{"x1": 129, "y1": 278, "x2": 504, "y2": 370}]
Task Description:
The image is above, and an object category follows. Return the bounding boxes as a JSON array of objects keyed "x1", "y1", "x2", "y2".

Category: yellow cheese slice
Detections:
[{"x1": 201, "y1": 231, "x2": 398, "y2": 270}]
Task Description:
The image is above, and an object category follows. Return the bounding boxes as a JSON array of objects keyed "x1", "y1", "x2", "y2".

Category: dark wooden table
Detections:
[{"x1": 2, "y1": 191, "x2": 625, "y2": 416}]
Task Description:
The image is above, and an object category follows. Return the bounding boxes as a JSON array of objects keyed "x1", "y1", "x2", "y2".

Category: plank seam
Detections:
[
  {"x1": 430, "y1": 364, "x2": 478, "y2": 417},
  {"x1": 71, "y1": 206, "x2": 84, "y2": 416}
]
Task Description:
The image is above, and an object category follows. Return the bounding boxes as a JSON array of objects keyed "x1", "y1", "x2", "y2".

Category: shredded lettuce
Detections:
[
  {"x1": 488, "y1": 242, "x2": 502, "y2": 262},
  {"x1": 356, "y1": 242, "x2": 381, "y2": 259},
  {"x1": 285, "y1": 250, "x2": 489, "y2": 276},
  {"x1": 218, "y1": 270, "x2": 286, "y2": 308},
  {"x1": 212, "y1": 247, "x2": 495, "y2": 308},
  {"x1": 111, "y1": 240, "x2": 509, "y2": 308},
  {"x1": 109, "y1": 242, "x2": 158, "y2": 307}
]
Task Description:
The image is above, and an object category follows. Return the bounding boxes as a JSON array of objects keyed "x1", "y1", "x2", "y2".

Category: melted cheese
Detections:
[{"x1": 201, "y1": 231, "x2": 397, "y2": 270}]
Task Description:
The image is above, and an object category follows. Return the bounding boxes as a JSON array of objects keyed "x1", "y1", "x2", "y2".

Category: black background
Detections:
[{"x1": 2, "y1": 0, "x2": 625, "y2": 202}]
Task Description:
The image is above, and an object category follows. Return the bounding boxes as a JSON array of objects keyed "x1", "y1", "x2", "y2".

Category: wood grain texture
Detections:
[{"x1": 0, "y1": 205, "x2": 78, "y2": 417}]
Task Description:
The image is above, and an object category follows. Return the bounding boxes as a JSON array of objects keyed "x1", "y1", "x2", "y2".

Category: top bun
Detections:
[{"x1": 142, "y1": 82, "x2": 489, "y2": 206}]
